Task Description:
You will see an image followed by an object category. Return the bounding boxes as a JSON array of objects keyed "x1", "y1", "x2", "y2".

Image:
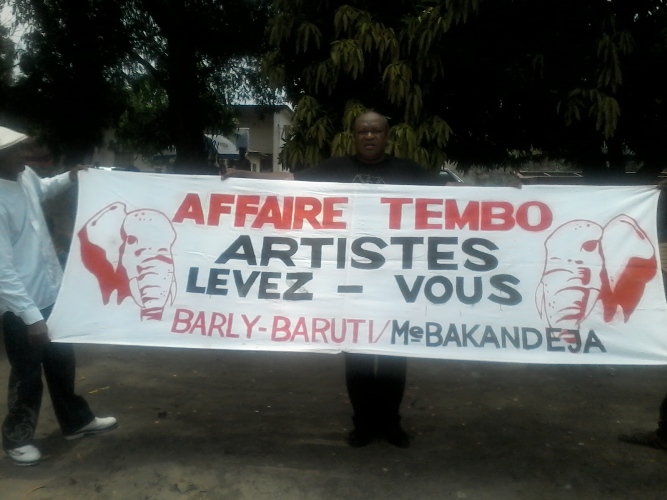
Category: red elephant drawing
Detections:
[
  {"x1": 535, "y1": 214, "x2": 657, "y2": 341},
  {"x1": 78, "y1": 202, "x2": 177, "y2": 321}
]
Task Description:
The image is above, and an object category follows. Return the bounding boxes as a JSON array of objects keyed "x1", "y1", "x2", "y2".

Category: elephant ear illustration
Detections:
[
  {"x1": 78, "y1": 203, "x2": 131, "y2": 304},
  {"x1": 599, "y1": 215, "x2": 657, "y2": 323}
]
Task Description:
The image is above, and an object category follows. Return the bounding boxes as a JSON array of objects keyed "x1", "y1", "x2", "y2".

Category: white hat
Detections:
[{"x1": 0, "y1": 126, "x2": 29, "y2": 152}]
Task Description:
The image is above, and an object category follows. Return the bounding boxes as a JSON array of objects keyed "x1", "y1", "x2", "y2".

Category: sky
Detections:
[{"x1": 1, "y1": 4, "x2": 26, "y2": 44}]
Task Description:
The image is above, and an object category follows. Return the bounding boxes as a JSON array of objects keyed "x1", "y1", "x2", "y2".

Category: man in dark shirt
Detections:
[
  {"x1": 225, "y1": 111, "x2": 440, "y2": 448},
  {"x1": 293, "y1": 114, "x2": 432, "y2": 185},
  {"x1": 296, "y1": 112, "x2": 434, "y2": 448}
]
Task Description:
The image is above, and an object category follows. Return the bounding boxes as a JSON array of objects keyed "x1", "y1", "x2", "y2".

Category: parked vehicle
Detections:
[
  {"x1": 434, "y1": 167, "x2": 464, "y2": 184},
  {"x1": 93, "y1": 165, "x2": 140, "y2": 172}
]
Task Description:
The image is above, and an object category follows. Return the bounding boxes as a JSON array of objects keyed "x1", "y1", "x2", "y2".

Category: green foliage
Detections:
[
  {"x1": 114, "y1": 76, "x2": 171, "y2": 157},
  {"x1": 0, "y1": 26, "x2": 13, "y2": 87},
  {"x1": 0, "y1": 25, "x2": 15, "y2": 116},
  {"x1": 4, "y1": 0, "x2": 666, "y2": 178},
  {"x1": 266, "y1": 0, "x2": 667, "y2": 179},
  {"x1": 559, "y1": 89, "x2": 621, "y2": 140},
  {"x1": 3, "y1": 0, "x2": 130, "y2": 162},
  {"x1": 1, "y1": 0, "x2": 275, "y2": 168},
  {"x1": 266, "y1": 0, "x2": 472, "y2": 170}
]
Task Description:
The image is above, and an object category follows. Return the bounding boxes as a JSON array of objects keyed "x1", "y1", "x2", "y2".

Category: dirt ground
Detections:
[{"x1": 1, "y1": 341, "x2": 667, "y2": 500}]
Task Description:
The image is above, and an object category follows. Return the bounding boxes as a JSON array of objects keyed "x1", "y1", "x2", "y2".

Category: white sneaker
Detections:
[
  {"x1": 65, "y1": 416, "x2": 118, "y2": 440},
  {"x1": 5, "y1": 444, "x2": 41, "y2": 466}
]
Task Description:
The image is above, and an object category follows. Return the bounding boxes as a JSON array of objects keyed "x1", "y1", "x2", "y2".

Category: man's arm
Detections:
[{"x1": 34, "y1": 165, "x2": 89, "y2": 201}]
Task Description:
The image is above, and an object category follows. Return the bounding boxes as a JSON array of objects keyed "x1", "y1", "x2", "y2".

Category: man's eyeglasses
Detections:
[{"x1": 355, "y1": 129, "x2": 385, "y2": 136}]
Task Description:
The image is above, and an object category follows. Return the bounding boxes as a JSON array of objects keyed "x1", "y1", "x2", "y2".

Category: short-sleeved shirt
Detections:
[{"x1": 294, "y1": 155, "x2": 434, "y2": 185}]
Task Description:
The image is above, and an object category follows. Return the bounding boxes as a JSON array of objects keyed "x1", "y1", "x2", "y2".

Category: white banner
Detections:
[{"x1": 49, "y1": 169, "x2": 667, "y2": 364}]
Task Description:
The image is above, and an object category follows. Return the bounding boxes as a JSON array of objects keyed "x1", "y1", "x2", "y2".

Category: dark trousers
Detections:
[
  {"x1": 658, "y1": 395, "x2": 667, "y2": 440},
  {"x1": 344, "y1": 353, "x2": 407, "y2": 429},
  {"x1": 2, "y1": 307, "x2": 93, "y2": 450},
  {"x1": 660, "y1": 270, "x2": 667, "y2": 440}
]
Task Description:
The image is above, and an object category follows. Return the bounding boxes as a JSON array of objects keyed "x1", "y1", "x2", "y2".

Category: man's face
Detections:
[
  {"x1": 0, "y1": 139, "x2": 49, "y2": 180},
  {"x1": 353, "y1": 114, "x2": 388, "y2": 164}
]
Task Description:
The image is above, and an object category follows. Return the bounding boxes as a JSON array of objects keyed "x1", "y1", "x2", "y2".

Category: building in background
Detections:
[
  {"x1": 228, "y1": 105, "x2": 292, "y2": 173},
  {"x1": 88, "y1": 104, "x2": 293, "y2": 173}
]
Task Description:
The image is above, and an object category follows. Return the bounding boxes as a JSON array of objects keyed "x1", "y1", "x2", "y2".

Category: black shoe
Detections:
[
  {"x1": 383, "y1": 423, "x2": 410, "y2": 448},
  {"x1": 618, "y1": 430, "x2": 667, "y2": 450},
  {"x1": 347, "y1": 428, "x2": 374, "y2": 447}
]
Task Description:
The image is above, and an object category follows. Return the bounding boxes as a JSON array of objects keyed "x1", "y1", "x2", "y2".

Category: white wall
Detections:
[
  {"x1": 272, "y1": 109, "x2": 292, "y2": 171},
  {"x1": 88, "y1": 129, "x2": 153, "y2": 171},
  {"x1": 235, "y1": 106, "x2": 292, "y2": 172}
]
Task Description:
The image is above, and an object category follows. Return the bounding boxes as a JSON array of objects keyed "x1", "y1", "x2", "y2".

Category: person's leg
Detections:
[
  {"x1": 38, "y1": 306, "x2": 94, "y2": 435},
  {"x1": 344, "y1": 353, "x2": 378, "y2": 445},
  {"x1": 651, "y1": 265, "x2": 667, "y2": 444},
  {"x1": 660, "y1": 266, "x2": 667, "y2": 442},
  {"x1": 42, "y1": 342, "x2": 94, "y2": 435},
  {"x1": 1, "y1": 312, "x2": 44, "y2": 451},
  {"x1": 619, "y1": 392, "x2": 667, "y2": 449},
  {"x1": 656, "y1": 392, "x2": 667, "y2": 441},
  {"x1": 375, "y1": 355, "x2": 407, "y2": 420},
  {"x1": 376, "y1": 355, "x2": 410, "y2": 447}
]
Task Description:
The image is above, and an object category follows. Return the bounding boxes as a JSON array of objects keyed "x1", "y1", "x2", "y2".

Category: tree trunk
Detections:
[
  {"x1": 166, "y1": 34, "x2": 208, "y2": 173},
  {"x1": 142, "y1": 0, "x2": 209, "y2": 174}
]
